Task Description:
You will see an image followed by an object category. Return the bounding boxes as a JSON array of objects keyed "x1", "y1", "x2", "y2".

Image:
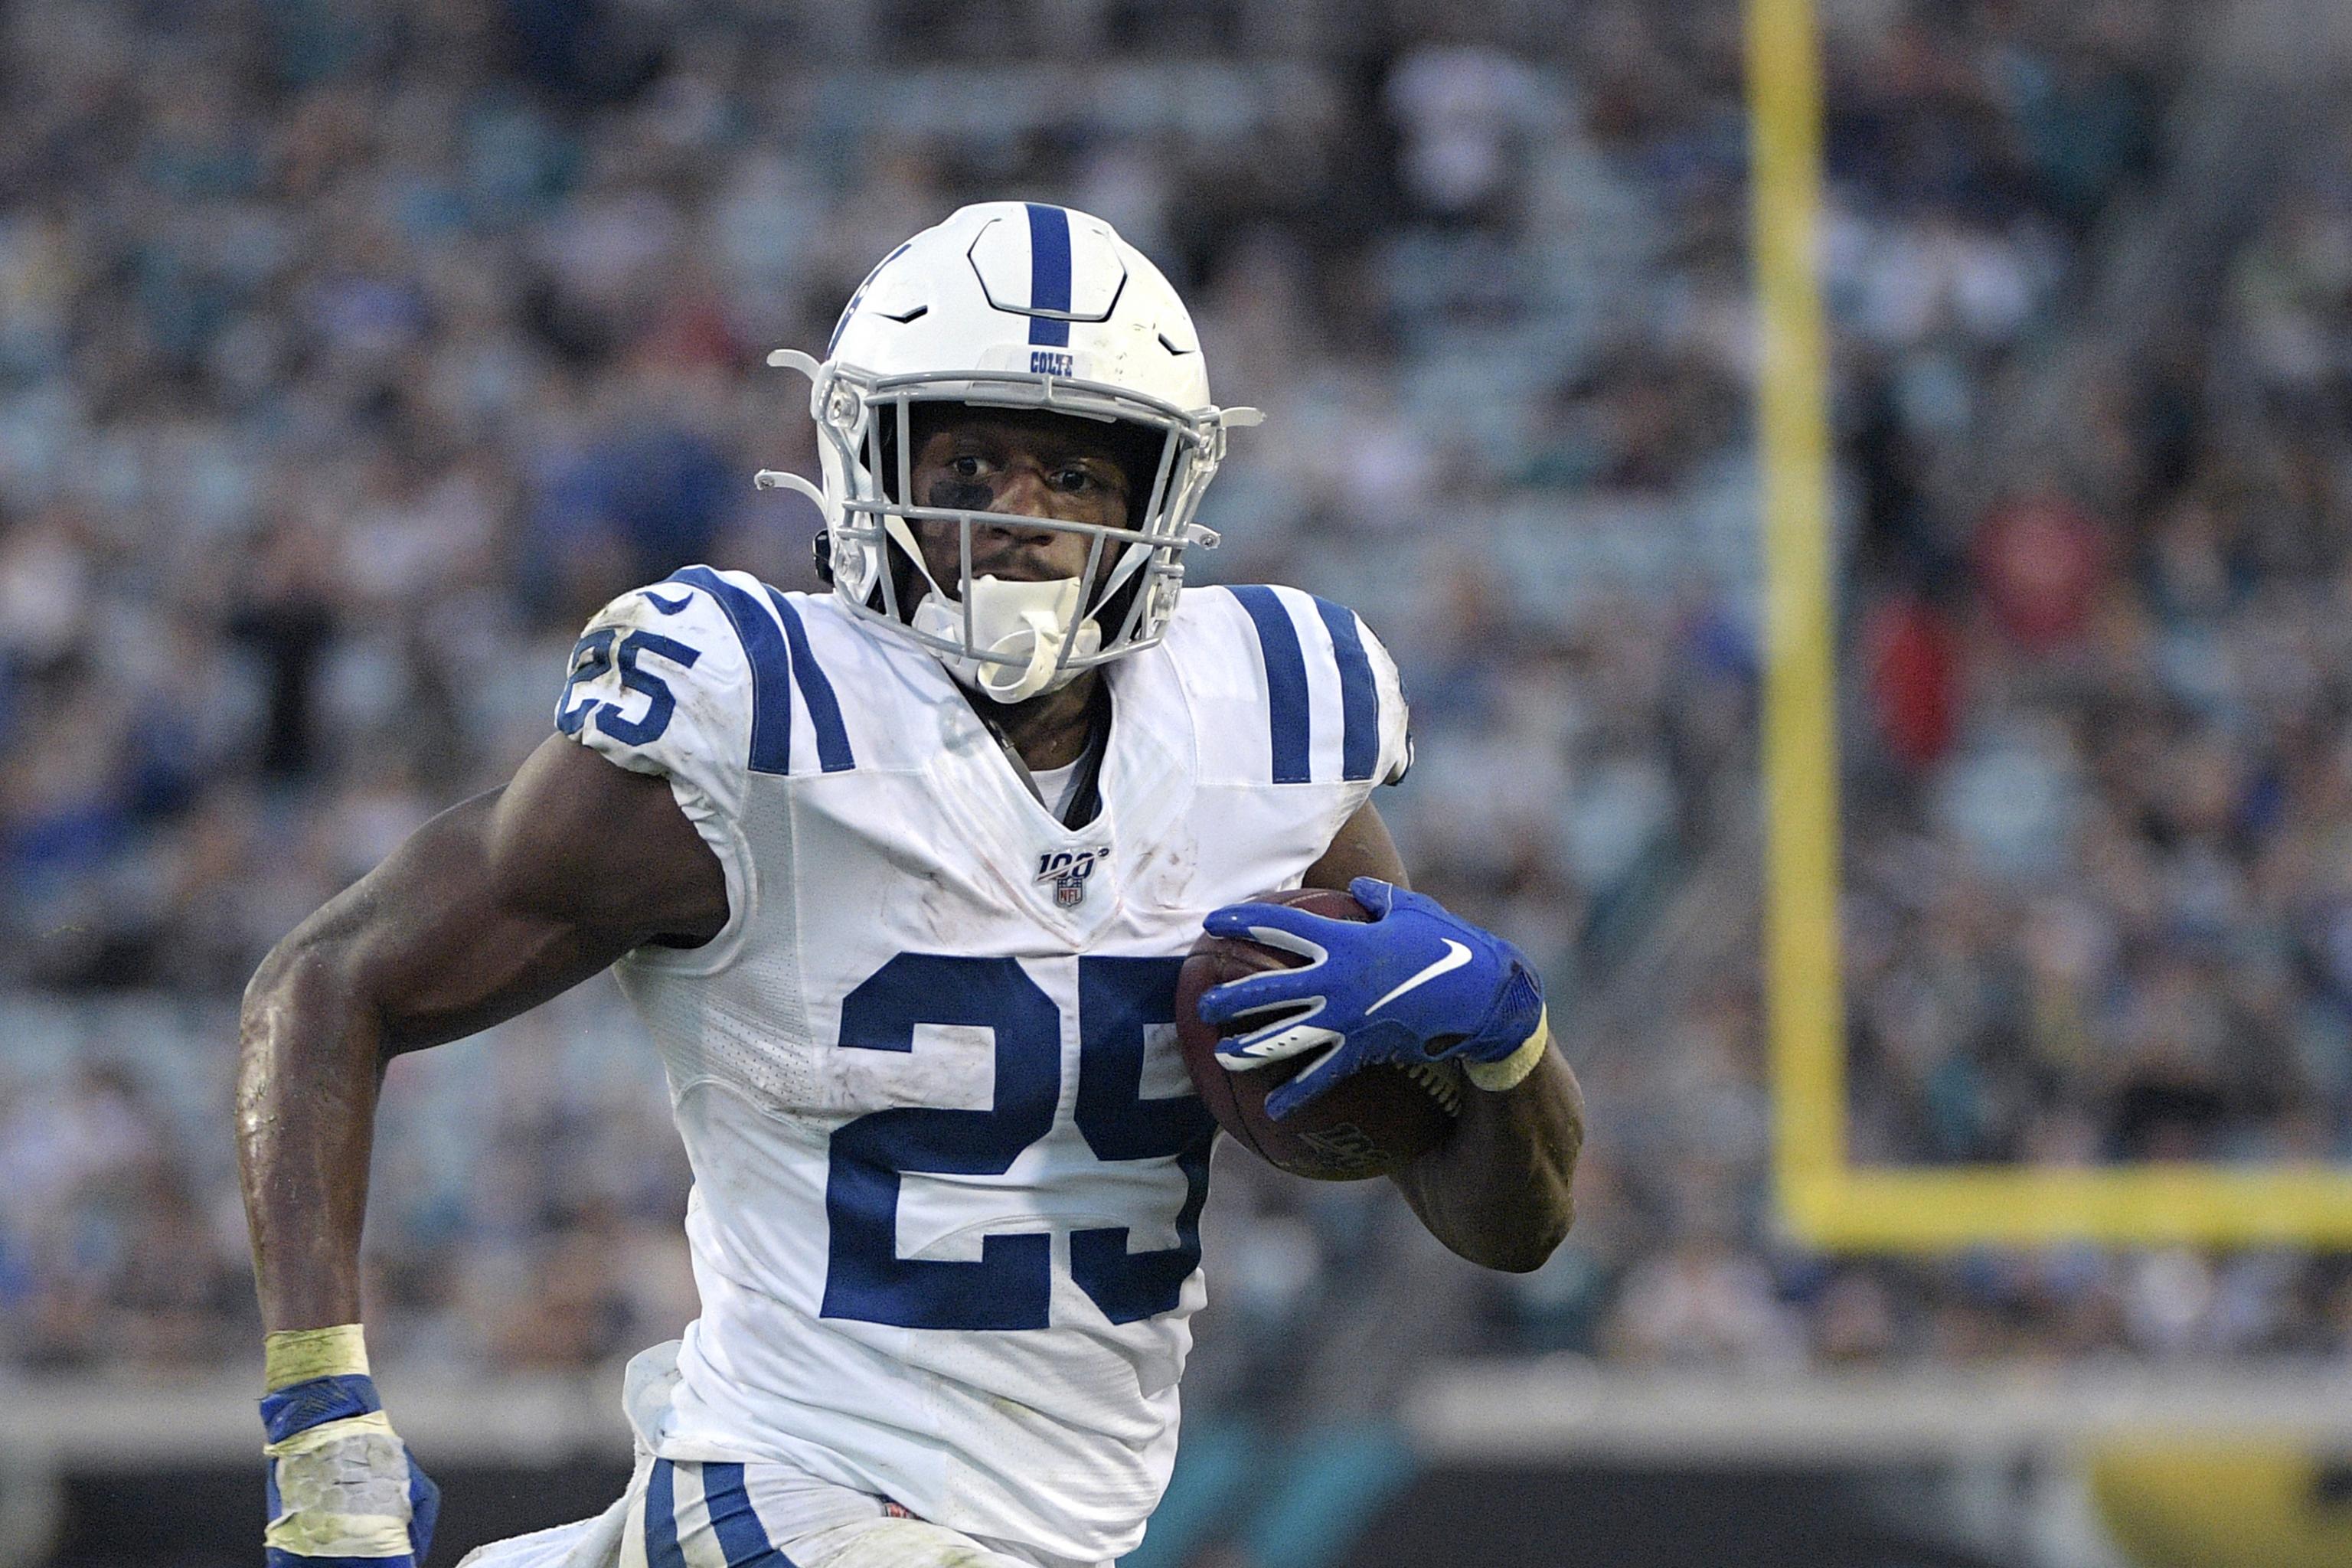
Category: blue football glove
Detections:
[
  {"x1": 262, "y1": 1328, "x2": 439, "y2": 1568},
  {"x1": 1199, "y1": 877, "x2": 1546, "y2": 1119}
]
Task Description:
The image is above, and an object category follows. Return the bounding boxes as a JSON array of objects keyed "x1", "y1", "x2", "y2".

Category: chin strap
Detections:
[{"x1": 910, "y1": 574, "x2": 1103, "y2": 703}]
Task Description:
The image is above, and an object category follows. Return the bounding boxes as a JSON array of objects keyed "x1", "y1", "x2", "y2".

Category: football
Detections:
[{"x1": 1175, "y1": 887, "x2": 1463, "y2": 1180}]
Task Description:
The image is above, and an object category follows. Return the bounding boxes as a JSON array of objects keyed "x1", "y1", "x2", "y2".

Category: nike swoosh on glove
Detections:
[
  {"x1": 263, "y1": 1372, "x2": 439, "y2": 1568},
  {"x1": 1197, "y1": 877, "x2": 1544, "y2": 1119}
]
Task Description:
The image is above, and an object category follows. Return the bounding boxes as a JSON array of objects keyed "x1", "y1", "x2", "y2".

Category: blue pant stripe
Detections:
[
  {"x1": 1312, "y1": 596, "x2": 1380, "y2": 782},
  {"x1": 1230, "y1": 586, "x2": 1312, "y2": 784},
  {"x1": 766, "y1": 589, "x2": 856, "y2": 773},
  {"x1": 702, "y1": 1461, "x2": 798, "y2": 1566},
  {"x1": 669, "y1": 567, "x2": 794, "y2": 774},
  {"x1": 645, "y1": 1458, "x2": 691, "y2": 1568},
  {"x1": 1024, "y1": 203, "x2": 1073, "y2": 347}
]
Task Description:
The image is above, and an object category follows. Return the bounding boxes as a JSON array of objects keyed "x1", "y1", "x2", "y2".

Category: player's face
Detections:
[{"x1": 908, "y1": 409, "x2": 1135, "y2": 590}]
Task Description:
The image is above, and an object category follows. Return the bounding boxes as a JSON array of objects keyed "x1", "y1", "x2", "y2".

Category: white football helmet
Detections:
[{"x1": 759, "y1": 201, "x2": 1259, "y2": 703}]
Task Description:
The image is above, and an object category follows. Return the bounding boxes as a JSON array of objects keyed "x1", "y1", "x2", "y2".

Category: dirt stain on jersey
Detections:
[{"x1": 820, "y1": 1518, "x2": 1003, "y2": 1568}]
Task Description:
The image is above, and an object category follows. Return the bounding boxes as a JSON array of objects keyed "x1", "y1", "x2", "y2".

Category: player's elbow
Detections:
[
  {"x1": 246, "y1": 920, "x2": 330, "y2": 1012},
  {"x1": 1425, "y1": 1181, "x2": 1573, "y2": 1273},
  {"x1": 241, "y1": 921, "x2": 371, "y2": 1058},
  {"x1": 1472, "y1": 1202, "x2": 1573, "y2": 1274},
  {"x1": 242, "y1": 930, "x2": 299, "y2": 1021}
]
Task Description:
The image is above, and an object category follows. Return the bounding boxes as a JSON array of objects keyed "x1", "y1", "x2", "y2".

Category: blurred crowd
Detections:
[{"x1": 7, "y1": 0, "x2": 2351, "y2": 1387}]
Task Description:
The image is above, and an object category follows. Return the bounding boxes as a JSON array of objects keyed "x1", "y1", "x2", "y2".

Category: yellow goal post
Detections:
[{"x1": 1746, "y1": 0, "x2": 2352, "y2": 1248}]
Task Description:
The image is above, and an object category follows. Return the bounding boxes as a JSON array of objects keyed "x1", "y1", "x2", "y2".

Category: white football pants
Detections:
[
  {"x1": 453, "y1": 1454, "x2": 1099, "y2": 1568},
  {"x1": 454, "y1": 1343, "x2": 1109, "y2": 1568}
]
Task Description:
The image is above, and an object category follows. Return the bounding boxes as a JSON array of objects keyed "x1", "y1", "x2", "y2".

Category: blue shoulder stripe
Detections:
[
  {"x1": 668, "y1": 567, "x2": 793, "y2": 774},
  {"x1": 703, "y1": 1461, "x2": 800, "y2": 1566},
  {"x1": 766, "y1": 589, "x2": 855, "y2": 773},
  {"x1": 645, "y1": 1459, "x2": 691, "y2": 1568},
  {"x1": 1230, "y1": 586, "x2": 1312, "y2": 784},
  {"x1": 1312, "y1": 597, "x2": 1380, "y2": 783}
]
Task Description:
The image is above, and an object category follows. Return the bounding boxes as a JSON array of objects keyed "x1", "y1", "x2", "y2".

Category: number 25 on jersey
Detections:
[{"x1": 824, "y1": 954, "x2": 1216, "y2": 1331}]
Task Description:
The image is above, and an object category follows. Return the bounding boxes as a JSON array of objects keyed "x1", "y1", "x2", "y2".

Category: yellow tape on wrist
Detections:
[
  {"x1": 263, "y1": 1322, "x2": 370, "y2": 1393},
  {"x1": 264, "y1": 1506, "x2": 415, "y2": 1560},
  {"x1": 1465, "y1": 1009, "x2": 1550, "y2": 1093}
]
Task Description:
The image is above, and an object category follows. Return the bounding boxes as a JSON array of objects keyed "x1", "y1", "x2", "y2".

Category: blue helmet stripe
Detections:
[
  {"x1": 1230, "y1": 586, "x2": 1312, "y2": 784},
  {"x1": 1024, "y1": 202, "x2": 1072, "y2": 348}
]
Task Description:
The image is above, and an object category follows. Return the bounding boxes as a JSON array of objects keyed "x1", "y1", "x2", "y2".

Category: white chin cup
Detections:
[{"x1": 911, "y1": 575, "x2": 1103, "y2": 704}]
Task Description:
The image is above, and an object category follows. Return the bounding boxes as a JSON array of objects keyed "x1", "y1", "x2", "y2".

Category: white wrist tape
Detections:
[
  {"x1": 1465, "y1": 1009, "x2": 1550, "y2": 1092},
  {"x1": 265, "y1": 1413, "x2": 416, "y2": 1557},
  {"x1": 261, "y1": 1324, "x2": 414, "y2": 1559}
]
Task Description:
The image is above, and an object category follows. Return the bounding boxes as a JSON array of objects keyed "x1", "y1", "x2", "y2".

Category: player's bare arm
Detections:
[
  {"x1": 1301, "y1": 802, "x2": 1583, "y2": 1273},
  {"x1": 238, "y1": 736, "x2": 720, "y2": 1566},
  {"x1": 237, "y1": 738, "x2": 726, "y2": 1331}
]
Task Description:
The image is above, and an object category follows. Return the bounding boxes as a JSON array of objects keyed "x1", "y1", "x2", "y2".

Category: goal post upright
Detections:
[
  {"x1": 1749, "y1": 0, "x2": 1847, "y2": 1239},
  {"x1": 1744, "y1": 0, "x2": 2352, "y2": 1249}
]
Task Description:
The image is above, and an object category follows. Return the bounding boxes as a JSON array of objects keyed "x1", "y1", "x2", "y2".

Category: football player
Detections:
[{"x1": 238, "y1": 202, "x2": 1583, "y2": 1568}]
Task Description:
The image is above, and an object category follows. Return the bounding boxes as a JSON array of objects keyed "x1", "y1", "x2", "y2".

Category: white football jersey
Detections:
[{"x1": 554, "y1": 570, "x2": 1410, "y2": 1563}]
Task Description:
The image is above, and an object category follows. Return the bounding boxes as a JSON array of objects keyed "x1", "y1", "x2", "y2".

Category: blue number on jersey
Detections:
[
  {"x1": 557, "y1": 629, "x2": 617, "y2": 735},
  {"x1": 822, "y1": 954, "x2": 1217, "y2": 1331},
  {"x1": 1073, "y1": 957, "x2": 1217, "y2": 1323},
  {"x1": 598, "y1": 630, "x2": 699, "y2": 745},
  {"x1": 824, "y1": 955, "x2": 1062, "y2": 1330},
  {"x1": 558, "y1": 629, "x2": 700, "y2": 746}
]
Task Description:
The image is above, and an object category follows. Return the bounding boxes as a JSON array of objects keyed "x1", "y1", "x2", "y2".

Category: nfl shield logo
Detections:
[{"x1": 1036, "y1": 846, "x2": 1110, "y2": 910}]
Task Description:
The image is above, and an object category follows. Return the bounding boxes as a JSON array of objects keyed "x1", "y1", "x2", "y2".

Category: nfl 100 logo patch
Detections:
[{"x1": 1035, "y1": 846, "x2": 1111, "y2": 909}]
